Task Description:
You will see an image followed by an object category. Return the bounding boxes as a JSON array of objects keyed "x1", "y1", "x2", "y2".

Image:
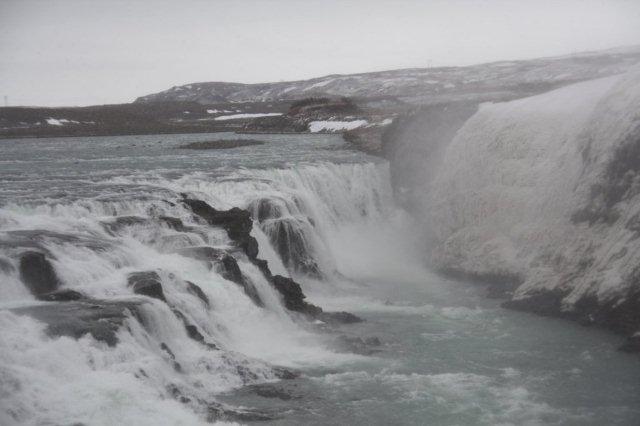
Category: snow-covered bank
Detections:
[{"x1": 412, "y1": 68, "x2": 640, "y2": 345}]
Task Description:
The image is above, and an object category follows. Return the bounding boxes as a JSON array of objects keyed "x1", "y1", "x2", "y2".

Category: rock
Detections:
[
  {"x1": 249, "y1": 198, "x2": 285, "y2": 222},
  {"x1": 11, "y1": 299, "x2": 143, "y2": 346},
  {"x1": 182, "y1": 198, "x2": 252, "y2": 235},
  {"x1": 240, "y1": 236, "x2": 259, "y2": 260},
  {"x1": 19, "y1": 251, "x2": 60, "y2": 297},
  {"x1": 171, "y1": 308, "x2": 218, "y2": 349},
  {"x1": 177, "y1": 247, "x2": 263, "y2": 306},
  {"x1": 185, "y1": 281, "x2": 210, "y2": 308},
  {"x1": 251, "y1": 258, "x2": 273, "y2": 280},
  {"x1": 181, "y1": 198, "x2": 258, "y2": 259},
  {"x1": 166, "y1": 384, "x2": 190, "y2": 404},
  {"x1": 271, "y1": 275, "x2": 321, "y2": 317},
  {"x1": 37, "y1": 289, "x2": 85, "y2": 302},
  {"x1": 185, "y1": 324, "x2": 205, "y2": 342},
  {"x1": 158, "y1": 216, "x2": 190, "y2": 232},
  {"x1": 265, "y1": 218, "x2": 321, "y2": 276},
  {"x1": 619, "y1": 334, "x2": 640, "y2": 353},
  {"x1": 272, "y1": 366, "x2": 301, "y2": 380},
  {"x1": 127, "y1": 271, "x2": 166, "y2": 302},
  {"x1": 160, "y1": 342, "x2": 182, "y2": 372}
]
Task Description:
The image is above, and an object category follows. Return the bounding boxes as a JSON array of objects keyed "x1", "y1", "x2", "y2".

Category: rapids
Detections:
[{"x1": 0, "y1": 132, "x2": 639, "y2": 425}]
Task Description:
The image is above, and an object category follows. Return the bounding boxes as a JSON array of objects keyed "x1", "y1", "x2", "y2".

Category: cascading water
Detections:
[
  {"x1": 2, "y1": 132, "x2": 640, "y2": 426},
  {"x1": 0, "y1": 133, "x2": 408, "y2": 425}
]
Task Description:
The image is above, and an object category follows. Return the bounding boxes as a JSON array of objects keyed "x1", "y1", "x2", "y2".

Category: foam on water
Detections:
[
  {"x1": 2, "y1": 133, "x2": 640, "y2": 425},
  {"x1": 0, "y1": 134, "x2": 404, "y2": 423}
]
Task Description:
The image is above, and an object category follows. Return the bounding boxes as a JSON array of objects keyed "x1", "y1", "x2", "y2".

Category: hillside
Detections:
[{"x1": 136, "y1": 47, "x2": 640, "y2": 106}]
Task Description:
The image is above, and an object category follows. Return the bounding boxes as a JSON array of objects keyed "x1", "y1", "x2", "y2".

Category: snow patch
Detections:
[
  {"x1": 308, "y1": 120, "x2": 368, "y2": 133},
  {"x1": 45, "y1": 118, "x2": 80, "y2": 126},
  {"x1": 213, "y1": 113, "x2": 282, "y2": 121}
]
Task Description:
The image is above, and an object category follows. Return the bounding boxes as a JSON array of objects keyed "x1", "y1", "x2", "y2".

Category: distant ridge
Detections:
[{"x1": 135, "y1": 45, "x2": 640, "y2": 105}]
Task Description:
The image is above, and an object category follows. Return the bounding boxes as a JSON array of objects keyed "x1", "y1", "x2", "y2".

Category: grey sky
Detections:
[{"x1": 1, "y1": 0, "x2": 640, "y2": 106}]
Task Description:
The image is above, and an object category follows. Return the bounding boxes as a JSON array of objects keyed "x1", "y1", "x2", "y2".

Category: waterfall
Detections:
[{"x1": 0, "y1": 159, "x2": 411, "y2": 424}]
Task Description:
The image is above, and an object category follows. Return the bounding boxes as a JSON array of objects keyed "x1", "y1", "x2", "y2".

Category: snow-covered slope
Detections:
[
  {"x1": 135, "y1": 47, "x2": 640, "y2": 106},
  {"x1": 424, "y1": 68, "x2": 640, "y2": 343}
]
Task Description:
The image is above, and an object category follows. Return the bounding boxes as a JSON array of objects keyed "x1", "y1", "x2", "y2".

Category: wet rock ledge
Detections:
[{"x1": 10, "y1": 197, "x2": 361, "y2": 350}]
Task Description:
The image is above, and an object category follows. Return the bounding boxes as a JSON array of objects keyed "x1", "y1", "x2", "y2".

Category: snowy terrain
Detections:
[
  {"x1": 136, "y1": 47, "x2": 640, "y2": 105},
  {"x1": 422, "y1": 67, "x2": 640, "y2": 338}
]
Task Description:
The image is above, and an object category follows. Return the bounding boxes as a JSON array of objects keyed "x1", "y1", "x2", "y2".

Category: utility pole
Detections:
[{"x1": 3, "y1": 96, "x2": 7, "y2": 107}]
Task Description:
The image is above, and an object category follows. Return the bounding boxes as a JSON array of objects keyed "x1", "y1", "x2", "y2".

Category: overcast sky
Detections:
[{"x1": 1, "y1": 0, "x2": 640, "y2": 107}]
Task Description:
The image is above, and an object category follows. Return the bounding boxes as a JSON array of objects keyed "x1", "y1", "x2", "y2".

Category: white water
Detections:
[
  {"x1": 0, "y1": 133, "x2": 407, "y2": 424},
  {"x1": 1, "y1": 132, "x2": 639, "y2": 425}
]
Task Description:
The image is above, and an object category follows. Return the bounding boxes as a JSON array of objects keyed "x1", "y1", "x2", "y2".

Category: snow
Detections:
[
  {"x1": 305, "y1": 78, "x2": 335, "y2": 90},
  {"x1": 206, "y1": 109, "x2": 233, "y2": 114},
  {"x1": 426, "y1": 67, "x2": 640, "y2": 305},
  {"x1": 45, "y1": 118, "x2": 80, "y2": 126},
  {"x1": 213, "y1": 113, "x2": 282, "y2": 121},
  {"x1": 308, "y1": 120, "x2": 368, "y2": 133}
]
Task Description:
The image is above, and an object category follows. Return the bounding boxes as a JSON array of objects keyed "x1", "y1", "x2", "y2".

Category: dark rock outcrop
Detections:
[
  {"x1": 127, "y1": 271, "x2": 166, "y2": 302},
  {"x1": 177, "y1": 246, "x2": 263, "y2": 307},
  {"x1": 160, "y1": 342, "x2": 183, "y2": 372},
  {"x1": 171, "y1": 308, "x2": 218, "y2": 349},
  {"x1": 185, "y1": 281, "x2": 210, "y2": 308},
  {"x1": 270, "y1": 275, "x2": 362, "y2": 324},
  {"x1": 181, "y1": 197, "x2": 259, "y2": 259},
  {"x1": 271, "y1": 275, "x2": 320, "y2": 316},
  {"x1": 272, "y1": 366, "x2": 301, "y2": 380},
  {"x1": 19, "y1": 251, "x2": 60, "y2": 297},
  {"x1": 158, "y1": 216, "x2": 190, "y2": 232},
  {"x1": 11, "y1": 300, "x2": 143, "y2": 346},
  {"x1": 264, "y1": 219, "x2": 321, "y2": 277},
  {"x1": 181, "y1": 197, "x2": 360, "y2": 322}
]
